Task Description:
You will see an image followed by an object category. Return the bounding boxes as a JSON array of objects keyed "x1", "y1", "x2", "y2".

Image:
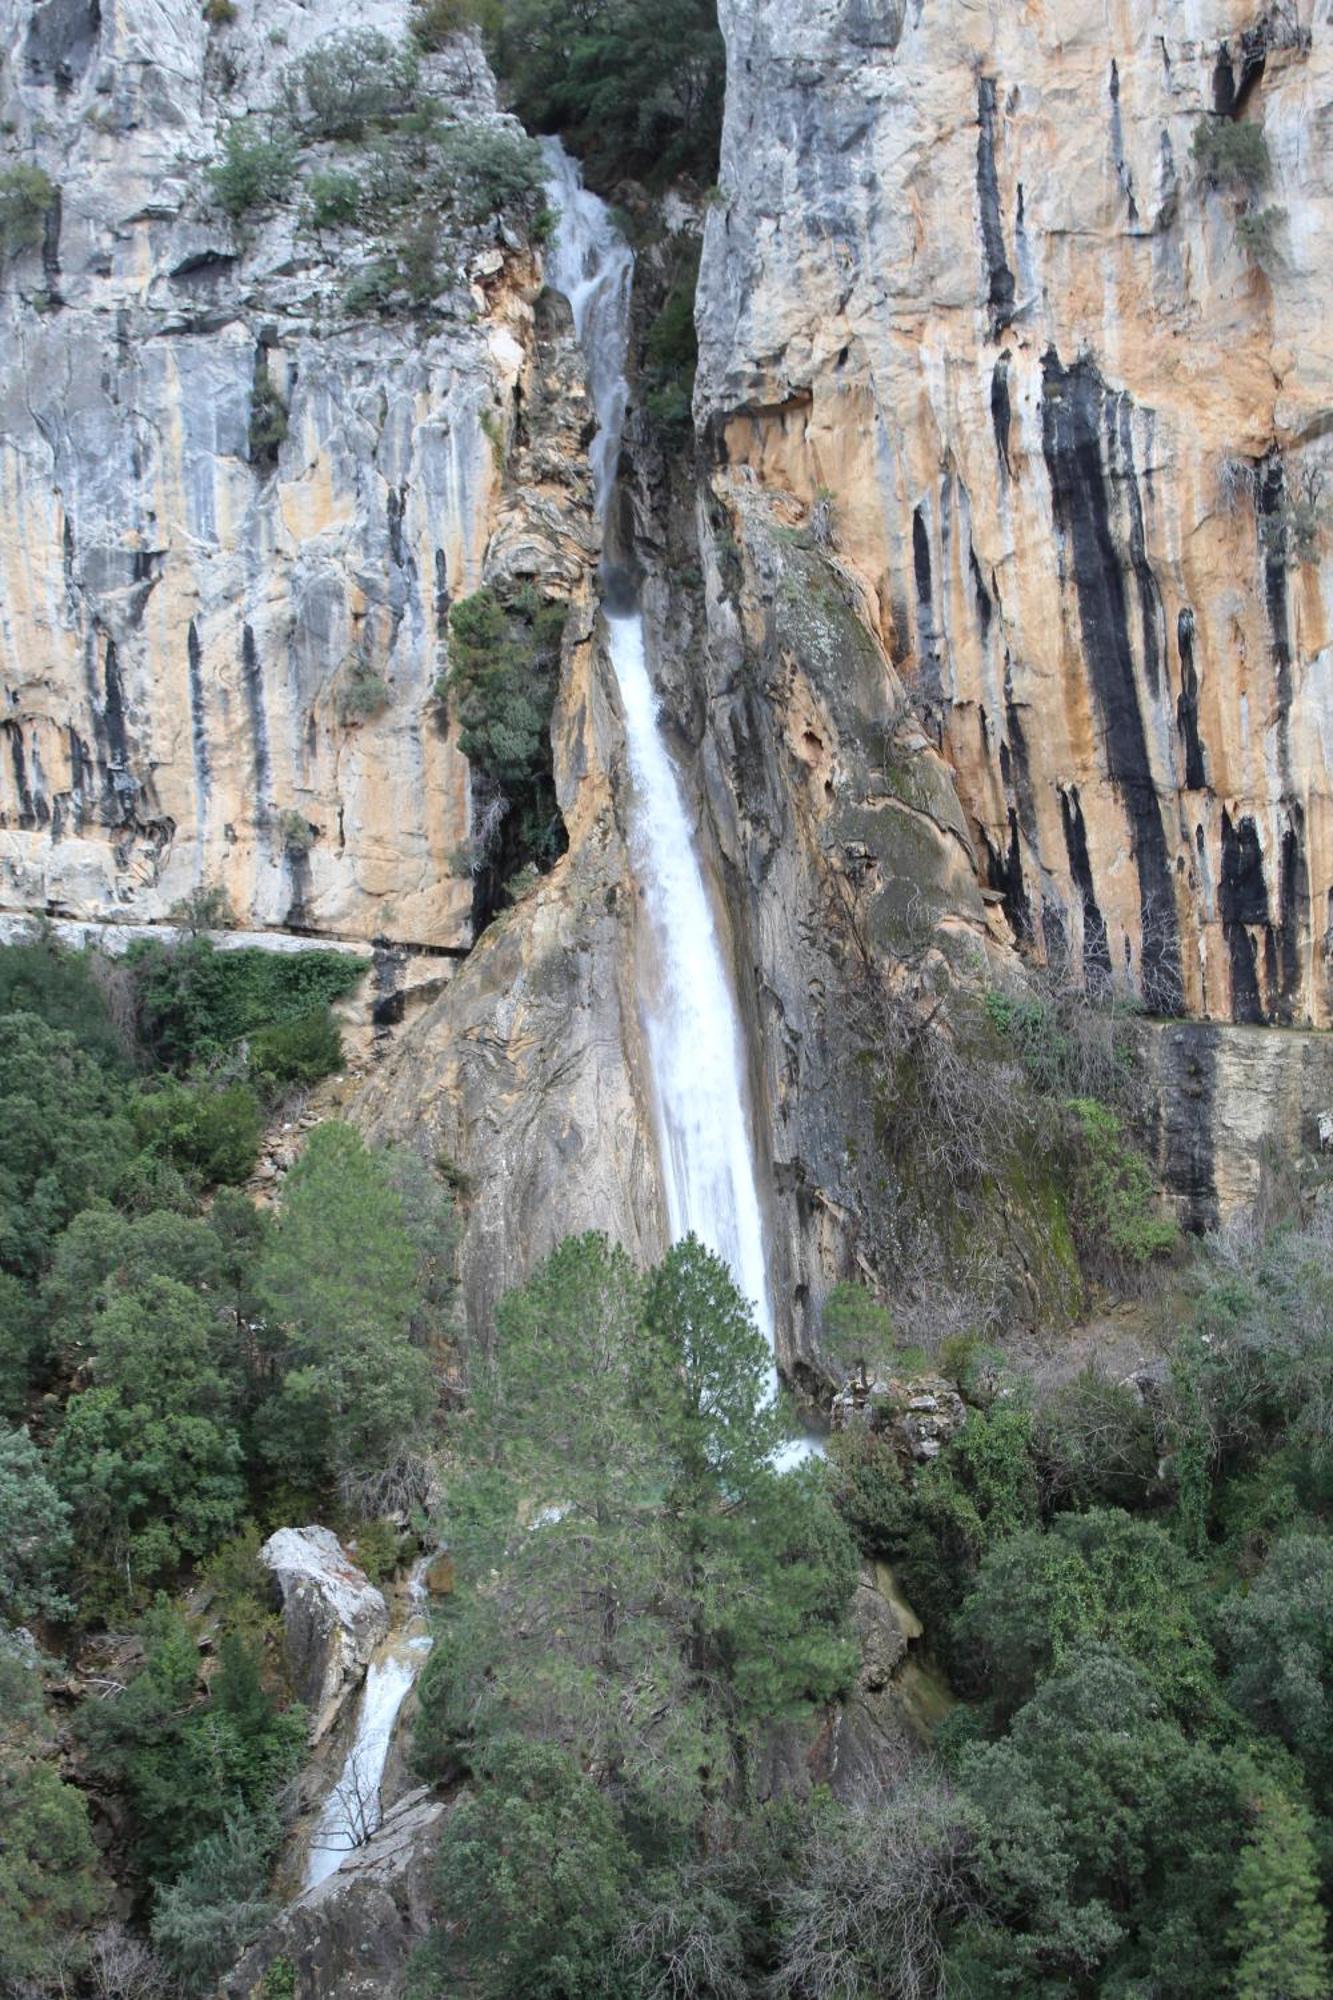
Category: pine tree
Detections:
[{"x1": 1231, "y1": 1788, "x2": 1329, "y2": 2000}]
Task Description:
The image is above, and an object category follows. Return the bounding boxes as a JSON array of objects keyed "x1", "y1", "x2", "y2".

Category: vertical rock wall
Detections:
[
  {"x1": 697, "y1": 0, "x2": 1333, "y2": 1027},
  {"x1": 0, "y1": 0, "x2": 564, "y2": 947}
]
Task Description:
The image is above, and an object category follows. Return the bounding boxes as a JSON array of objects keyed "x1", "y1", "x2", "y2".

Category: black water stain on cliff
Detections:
[
  {"x1": 976, "y1": 77, "x2": 1015, "y2": 335},
  {"x1": 187, "y1": 619, "x2": 210, "y2": 799},
  {"x1": 387, "y1": 487, "x2": 405, "y2": 569},
  {"x1": 25, "y1": 0, "x2": 99, "y2": 91},
  {"x1": 984, "y1": 806, "x2": 1031, "y2": 942},
  {"x1": 912, "y1": 505, "x2": 942, "y2": 715},
  {"x1": 1175, "y1": 609, "x2": 1207, "y2": 790},
  {"x1": 1041, "y1": 350, "x2": 1182, "y2": 1013},
  {"x1": 1002, "y1": 666, "x2": 1040, "y2": 850},
  {"x1": 1155, "y1": 1025, "x2": 1220, "y2": 1233},
  {"x1": 1278, "y1": 805, "x2": 1309, "y2": 1023},
  {"x1": 4, "y1": 724, "x2": 37, "y2": 829},
  {"x1": 969, "y1": 547, "x2": 993, "y2": 644},
  {"x1": 102, "y1": 638, "x2": 129, "y2": 769},
  {"x1": 1109, "y1": 61, "x2": 1139, "y2": 223},
  {"x1": 241, "y1": 624, "x2": 272, "y2": 803},
  {"x1": 1220, "y1": 807, "x2": 1267, "y2": 1022},
  {"x1": 1256, "y1": 452, "x2": 1294, "y2": 789},
  {"x1": 991, "y1": 355, "x2": 1012, "y2": 476},
  {"x1": 1060, "y1": 785, "x2": 1112, "y2": 992}
]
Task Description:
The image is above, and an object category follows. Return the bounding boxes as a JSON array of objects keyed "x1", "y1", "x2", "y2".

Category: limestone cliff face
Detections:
[
  {"x1": 697, "y1": 0, "x2": 1333, "y2": 1029},
  {"x1": 0, "y1": 0, "x2": 561, "y2": 948}
]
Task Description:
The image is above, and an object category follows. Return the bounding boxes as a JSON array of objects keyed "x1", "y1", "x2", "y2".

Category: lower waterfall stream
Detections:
[{"x1": 542, "y1": 140, "x2": 782, "y2": 1391}]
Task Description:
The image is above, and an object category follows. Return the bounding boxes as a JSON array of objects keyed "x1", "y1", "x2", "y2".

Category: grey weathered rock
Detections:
[
  {"x1": 697, "y1": 0, "x2": 1333, "y2": 1031},
  {"x1": 261, "y1": 1527, "x2": 387, "y2": 1744},
  {"x1": 221, "y1": 1788, "x2": 445, "y2": 2000},
  {"x1": 831, "y1": 1373, "x2": 968, "y2": 1463},
  {"x1": 0, "y1": 0, "x2": 557, "y2": 950}
]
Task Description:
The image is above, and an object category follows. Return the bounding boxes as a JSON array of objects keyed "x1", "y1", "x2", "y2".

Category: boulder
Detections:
[
  {"x1": 261, "y1": 1528, "x2": 388, "y2": 1744},
  {"x1": 831, "y1": 1373, "x2": 967, "y2": 1464},
  {"x1": 221, "y1": 1789, "x2": 446, "y2": 2000}
]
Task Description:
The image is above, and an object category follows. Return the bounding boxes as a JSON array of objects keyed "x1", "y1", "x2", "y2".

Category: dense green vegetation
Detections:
[
  {"x1": 459, "y1": 0, "x2": 726, "y2": 184},
  {"x1": 8, "y1": 923, "x2": 1333, "y2": 1997},
  {"x1": 0, "y1": 935, "x2": 457, "y2": 1989}
]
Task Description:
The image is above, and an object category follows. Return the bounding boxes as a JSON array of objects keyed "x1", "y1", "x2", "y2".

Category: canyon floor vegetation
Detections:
[{"x1": 4, "y1": 934, "x2": 1333, "y2": 1996}]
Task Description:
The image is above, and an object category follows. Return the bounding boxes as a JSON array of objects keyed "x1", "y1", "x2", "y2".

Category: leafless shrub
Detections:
[
  {"x1": 86, "y1": 1924, "x2": 174, "y2": 2000},
  {"x1": 1216, "y1": 453, "x2": 1254, "y2": 516},
  {"x1": 767, "y1": 1777, "x2": 976, "y2": 2000},
  {"x1": 819, "y1": 867, "x2": 1030, "y2": 1192},
  {"x1": 338, "y1": 1445, "x2": 440, "y2": 1521}
]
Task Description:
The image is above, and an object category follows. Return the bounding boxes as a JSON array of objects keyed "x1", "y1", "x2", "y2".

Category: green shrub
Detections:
[
  {"x1": 1064, "y1": 1097, "x2": 1177, "y2": 1269},
  {"x1": 445, "y1": 584, "x2": 568, "y2": 911},
  {"x1": 278, "y1": 808, "x2": 314, "y2": 858},
  {"x1": 284, "y1": 30, "x2": 419, "y2": 140},
  {"x1": 307, "y1": 168, "x2": 361, "y2": 227},
  {"x1": 248, "y1": 373, "x2": 288, "y2": 468},
  {"x1": 641, "y1": 242, "x2": 700, "y2": 438},
  {"x1": 247, "y1": 1007, "x2": 343, "y2": 1089},
  {"x1": 350, "y1": 1515, "x2": 405, "y2": 1584},
  {"x1": 1192, "y1": 117, "x2": 1271, "y2": 192},
  {"x1": 1236, "y1": 203, "x2": 1287, "y2": 268},
  {"x1": 130, "y1": 937, "x2": 363, "y2": 1069},
  {"x1": 337, "y1": 655, "x2": 393, "y2": 724},
  {"x1": 0, "y1": 164, "x2": 56, "y2": 261},
  {"x1": 134, "y1": 1081, "x2": 264, "y2": 1186},
  {"x1": 435, "y1": 125, "x2": 543, "y2": 224},
  {"x1": 820, "y1": 1280, "x2": 895, "y2": 1382},
  {"x1": 203, "y1": 0, "x2": 237, "y2": 24},
  {"x1": 0, "y1": 931, "x2": 131, "y2": 1072},
  {"x1": 410, "y1": 0, "x2": 478, "y2": 49},
  {"x1": 208, "y1": 121, "x2": 297, "y2": 220},
  {"x1": 344, "y1": 257, "x2": 398, "y2": 315}
]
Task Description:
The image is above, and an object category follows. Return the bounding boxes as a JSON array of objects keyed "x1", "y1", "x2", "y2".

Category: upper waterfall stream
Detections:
[{"x1": 542, "y1": 141, "x2": 779, "y2": 1393}]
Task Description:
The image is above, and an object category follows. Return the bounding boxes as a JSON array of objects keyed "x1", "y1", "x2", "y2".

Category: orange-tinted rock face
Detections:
[
  {"x1": 0, "y1": 0, "x2": 562, "y2": 950},
  {"x1": 697, "y1": 0, "x2": 1333, "y2": 1026}
]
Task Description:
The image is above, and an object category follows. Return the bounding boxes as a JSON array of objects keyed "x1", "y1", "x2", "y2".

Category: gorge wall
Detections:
[
  {"x1": 696, "y1": 0, "x2": 1333, "y2": 1031},
  {"x1": 0, "y1": 0, "x2": 575, "y2": 950},
  {"x1": 5, "y1": 0, "x2": 1333, "y2": 1367}
]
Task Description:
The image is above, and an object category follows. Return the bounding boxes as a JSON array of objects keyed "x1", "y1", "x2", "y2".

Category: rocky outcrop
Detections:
[
  {"x1": 1142, "y1": 1016, "x2": 1333, "y2": 1228},
  {"x1": 0, "y1": 0, "x2": 554, "y2": 948},
  {"x1": 357, "y1": 588, "x2": 666, "y2": 1334},
  {"x1": 222, "y1": 1788, "x2": 445, "y2": 2000},
  {"x1": 697, "y1": 0, "x2": 1333, "y2": 1030},
  {"x1": 261, "y1": 1527, "x2": 387, "y2": 1744}
]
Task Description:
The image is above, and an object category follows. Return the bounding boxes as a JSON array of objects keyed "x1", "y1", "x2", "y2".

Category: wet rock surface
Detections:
[
  {"x1": 221, "y1": 1788, "x2": 446, "y2": 2000},
  {"x1": 261, "y1": 1527, "x2": 388, "y2": 1744}
]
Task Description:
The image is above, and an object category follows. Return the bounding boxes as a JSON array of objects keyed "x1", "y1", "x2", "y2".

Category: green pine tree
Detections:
[{"x1": 1231, "y1": 1788, "x2": 1329, "y2": 2000}]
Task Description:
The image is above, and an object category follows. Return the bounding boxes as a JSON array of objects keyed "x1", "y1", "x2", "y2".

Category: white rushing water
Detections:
[
  {"x1": 542, "y1": 142, "x2": 779, "y2": 1392},
  {"x1": 304, "y1": 1566, "x2": 433, "y2": 1890}
]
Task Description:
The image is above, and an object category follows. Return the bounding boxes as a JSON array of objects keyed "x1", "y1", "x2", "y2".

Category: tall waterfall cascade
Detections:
[{"x1": 542, "y1": 141, "x2": 779, "y2": 1391}]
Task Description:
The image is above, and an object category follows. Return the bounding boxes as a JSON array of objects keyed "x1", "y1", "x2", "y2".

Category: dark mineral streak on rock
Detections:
[
  {"x1": 1175, "y1": 609, "x2": 1207, "y2": 790},
  {"x1": 1220, "y1": 807, "x2": 1268, "y2": 1023},
  {"x1": 1059, "y1": 784, "x2": 1112, "y2": 992},
  {"x1": 241, "y1": 623, "x2": 272, "y2": 804},
  {"x1": 187, "y1": 618, "x2": 210, "y2": 798},
  {"x1": 1041, "y1": 350, "x2": 1182, "y2": 1013},
  {"x1": 1155, "y1": 1024, "x2": 1220, "y2": 1232},
  {"x1": 976, "y1": 76, "x2": 1016, "y2": 335}
]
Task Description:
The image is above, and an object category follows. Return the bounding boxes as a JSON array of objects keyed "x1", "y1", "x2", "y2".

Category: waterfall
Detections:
[
  {"x1": 304, "y1": 1564, "x2": 433, "y2": 1890},
  {"x1": 542, "y1": 141, "x2": 779, "y2": 1390}
]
